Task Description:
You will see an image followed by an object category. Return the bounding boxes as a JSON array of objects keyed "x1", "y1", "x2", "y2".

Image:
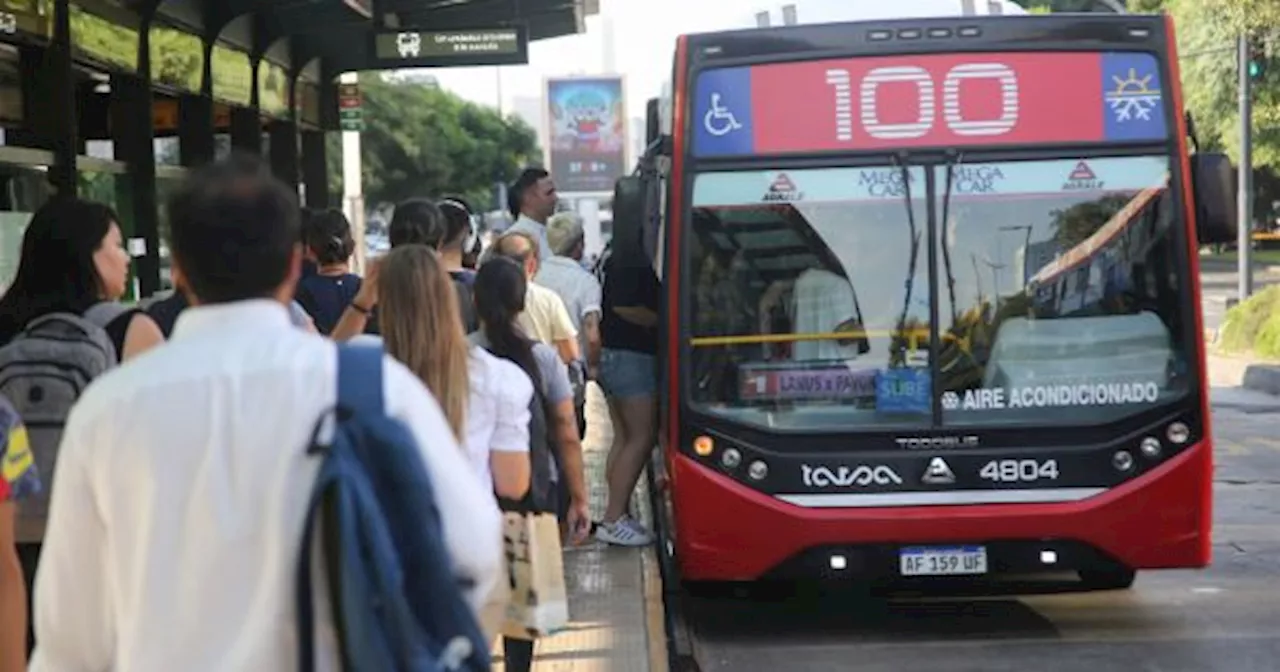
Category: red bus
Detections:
[{"x1": 611, "y1": 13, "x2": 1237, "y2": 591}]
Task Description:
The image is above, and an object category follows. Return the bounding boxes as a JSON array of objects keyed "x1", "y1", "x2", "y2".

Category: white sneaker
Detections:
[{"x1": 595, "y1": 516, "x2": 653, "y2": 547}]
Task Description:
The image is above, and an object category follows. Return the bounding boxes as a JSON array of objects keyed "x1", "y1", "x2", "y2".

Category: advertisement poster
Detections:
[{"x1": 546, "y1": 76, "x2": 628, "y2": 193}]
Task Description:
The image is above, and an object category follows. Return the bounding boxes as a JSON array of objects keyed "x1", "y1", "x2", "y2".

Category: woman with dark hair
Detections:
[
  {"x1": 388, "y1": 198, "x2": 445, "y2": 248},
  {"x1": 294, "y1": 208, "x2": 361, "y2": 335},
  {"x1": 470, "y1": 257, "x2": 590, "y2": 672},
  {"x1": 329, "y1": 198, "x2": 446, "y2": 341},
  {"x1": 0, "y1": 196, "x2": 164, "y2": 658},
  {"x1": 298, "y1": 207, "x2": 320, "y2": 279},
  {"x1": 0, "y1": 197, "x2": 164, "y2": 356}
]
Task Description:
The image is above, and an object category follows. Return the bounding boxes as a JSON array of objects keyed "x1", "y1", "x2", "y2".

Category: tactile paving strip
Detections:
[{"x1": 491, "y1": 383, "x2": 658, "y2": 672}]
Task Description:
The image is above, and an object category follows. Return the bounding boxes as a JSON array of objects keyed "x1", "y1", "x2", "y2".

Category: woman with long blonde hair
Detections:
[{"x1": 367, "y1": 244, "x2": 533, "y2": 499}]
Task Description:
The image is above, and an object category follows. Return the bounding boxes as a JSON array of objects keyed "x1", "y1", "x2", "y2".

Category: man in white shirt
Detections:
[
  {"x1": 537, "y1": 212, "x2": 602, "y2": 369},
  {"x1": 28, "y1": 155, "x2": 501, "y2": 672},
  {"x1": 505, "y1": 167, "x2": 558, "y2": 263},
  {"x1": 493, "y1": 231, "x2": 581, "y2": 366},
  {"x1": 535, "y1": 212, "x2": 603, "y2": 436}
]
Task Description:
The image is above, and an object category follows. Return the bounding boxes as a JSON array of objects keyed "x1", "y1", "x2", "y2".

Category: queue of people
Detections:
[{"x1": 0, "y1": 155, "x2": 662, "y2": 671}]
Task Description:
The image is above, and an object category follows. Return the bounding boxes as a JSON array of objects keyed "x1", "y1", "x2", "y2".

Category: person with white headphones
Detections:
[{"x1": 437, "y1": 197, "x2": 483, "y2": 334}]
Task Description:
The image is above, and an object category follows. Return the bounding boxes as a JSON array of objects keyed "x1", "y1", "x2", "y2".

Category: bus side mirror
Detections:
[
  {"x1": 645, "y1": 98, "x2": 661, "y2": 147},
  {"x1": 1190, "y1": 153, "x2": 1238, "y2": 244},
  {"x1": 612, "y1": 175, "x2": 647, "y2": 262}
]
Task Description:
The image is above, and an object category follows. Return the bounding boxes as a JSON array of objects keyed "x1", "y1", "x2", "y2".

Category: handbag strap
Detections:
[
  {"x1": 337, "y1": 343, "x2": 385, "y2": 416},
  {"x1": 296, "y1": 413, "x2": 331, "y2": 672},
  {"x1": 297, "y1": 345, "x2": 382, "y2": 672}
]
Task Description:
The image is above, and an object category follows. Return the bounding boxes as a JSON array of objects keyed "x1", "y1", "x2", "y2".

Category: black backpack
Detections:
[{"x1": 486, "y1": 353, "x2": 559, "y2": 515}]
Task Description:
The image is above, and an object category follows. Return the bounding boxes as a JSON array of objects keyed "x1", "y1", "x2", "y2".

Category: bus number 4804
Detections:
[{"x1": 979, "y1": 459, "x2": 1059, "y2": 483}]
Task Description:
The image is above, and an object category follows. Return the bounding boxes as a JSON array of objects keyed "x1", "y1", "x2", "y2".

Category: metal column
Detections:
[
  {"x1": 268, "y1": 120, "x2": 299, "y2": 192},
  {"x1": 229, "y1": 107, "x2": 261, "y2": 153},
  {"x1": 179, "y1": 38, "x2": 216, "y2": 167},
  {"x1": 1238, "y1": 33, "x2": 1255, "y2": 300},
  {"x1": 114, "y1": 23, "x2": 160, "y2": 297},
  {"x1": 300, "y1": 129, "x2": 329, "y2": 208},
  {"x1": 42, "y1": 0, "x2": 77, "y2": 194}
]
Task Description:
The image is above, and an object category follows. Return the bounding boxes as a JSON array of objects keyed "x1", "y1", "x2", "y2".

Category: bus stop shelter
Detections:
[{"x1": 0, "y1": 0, "x2": 593, "y2": 297}]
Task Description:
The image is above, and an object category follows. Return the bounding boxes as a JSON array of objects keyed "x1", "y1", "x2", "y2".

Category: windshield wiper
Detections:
[
  {"x1": 939, "y1": 149, "x2": 965, "y2": 326},
  {"x1": 890, "y1": 152, "x2": 922, "y2": 369}
]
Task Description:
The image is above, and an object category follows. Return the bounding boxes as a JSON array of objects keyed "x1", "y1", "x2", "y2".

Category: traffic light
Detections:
[{"x1": 1249, "y1": 34, "x2": 1271, "y2": 80}]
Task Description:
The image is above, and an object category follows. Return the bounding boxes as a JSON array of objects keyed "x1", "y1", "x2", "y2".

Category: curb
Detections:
[
  {"x1": 1242, "y1": 364, "x2": 1280, "y2": 396},
  {"x1": 641, "y1": 545, "x2": 668, "y2": 672},
  {"x1": 1207, "y1": 353, "x2": 1280, "y2": 396},
  {"x1": 645, "y1": 456, "x2": 702, "y2": 672}
]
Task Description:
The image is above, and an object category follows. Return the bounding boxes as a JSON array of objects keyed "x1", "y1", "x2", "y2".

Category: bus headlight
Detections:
[
  {"x1": 693, "y1": 435, "x2": 714, "y2": 457},
  {"x1": 1113, "y1": 450, "x2": 1135, "y2": 472},
  {"x1": 1140, "y1": 437, "x2": 1162, "y2": 459},
  {"x1": 1167, "y1": 422, "x2": 1190, "y2": 445},
  {"x1": 721, "y1": 448, "x2": 742, "y2": 469},
  {"x1": 747, "y1": 460, "x2": 769, "y2": 481}
]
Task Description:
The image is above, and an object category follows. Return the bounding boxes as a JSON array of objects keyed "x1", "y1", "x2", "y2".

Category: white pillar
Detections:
[
  {"x1": 579, "y1": 198, "x2": 603, "y2": 259},
  {"x1": 602, "y1": 15, "x2": 616, "y2": 73},
  {"x1": 340, "y1": 71, "x2": 367, "y2": 275}
]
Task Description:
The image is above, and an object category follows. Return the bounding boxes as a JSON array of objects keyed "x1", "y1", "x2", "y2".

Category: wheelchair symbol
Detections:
[{"x1": 703, "y1": 93, "x2": 743, "y2": 137}]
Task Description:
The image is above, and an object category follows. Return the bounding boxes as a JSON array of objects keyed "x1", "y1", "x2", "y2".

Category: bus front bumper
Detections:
[{"x1": 667, "y1": 442, "x2": 1212, "y2": 582}]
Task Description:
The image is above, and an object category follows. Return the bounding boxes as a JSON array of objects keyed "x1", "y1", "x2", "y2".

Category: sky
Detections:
[{"x1": 408, "y1": 0, "x2": 1026, "y2": 121}]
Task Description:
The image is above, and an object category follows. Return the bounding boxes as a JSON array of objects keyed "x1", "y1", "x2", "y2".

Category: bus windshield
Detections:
[{"x1": 686, "y1": 156, "x2": 1191, "y2": 431}]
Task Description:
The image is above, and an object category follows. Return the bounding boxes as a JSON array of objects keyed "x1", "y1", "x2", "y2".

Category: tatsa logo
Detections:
[
  {"x1": 763, "y1": 172, "x2": 803, "y2": 202},
  {"x1": 1063, "y1": 161, "x2": 1105, "y2": 190}
]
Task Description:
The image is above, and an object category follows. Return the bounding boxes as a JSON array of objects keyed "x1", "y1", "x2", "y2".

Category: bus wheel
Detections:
[{"x1": 1078, "y1": 568, "x2": 1136, "y2": 590}]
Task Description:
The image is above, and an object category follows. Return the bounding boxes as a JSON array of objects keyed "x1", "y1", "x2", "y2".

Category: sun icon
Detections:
[{"x1": 1106, "y1": 68, "x2": 1161, "y2": 122}]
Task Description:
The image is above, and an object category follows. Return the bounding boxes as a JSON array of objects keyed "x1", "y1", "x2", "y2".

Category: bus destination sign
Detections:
[
  {"x1": 370, "y1": 27, "x2": 529, "y2": 68},
  {"x1": 693, "y1": 52, "x2": 1168, "y2": 157}
]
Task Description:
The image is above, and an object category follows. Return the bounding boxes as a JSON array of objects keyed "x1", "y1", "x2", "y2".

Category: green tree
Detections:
[
  {"x1": 1170, "y1": 0, "x2": 1280, "y2": 169},
  {"x1": 1200, "y1": 0, "x2": 1280, "y2": 32},
  {"x1": 1009, "y1": 0, "x2": 1159, "y2": 12},
  {"x1": 328, "y1": 76, "x2": 541, "y2": 211}
]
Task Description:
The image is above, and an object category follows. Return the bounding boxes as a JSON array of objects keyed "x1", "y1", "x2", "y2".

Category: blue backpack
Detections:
[{"x1": 296, "y1": 345, "x2": 491, "y2": 672}]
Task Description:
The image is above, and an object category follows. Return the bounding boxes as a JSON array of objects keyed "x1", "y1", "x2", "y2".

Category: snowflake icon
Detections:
[
  {"x1": 941, "y1": 391, "x2": 960, "y2": 411},
  {"x1": 1106, "y1": 68, "x2": 1162, "y2": 123}
]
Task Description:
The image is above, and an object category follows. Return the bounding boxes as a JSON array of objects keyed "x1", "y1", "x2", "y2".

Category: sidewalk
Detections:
[{"x1": 492, "y1": 383, "x2": 667, "y2": 672}]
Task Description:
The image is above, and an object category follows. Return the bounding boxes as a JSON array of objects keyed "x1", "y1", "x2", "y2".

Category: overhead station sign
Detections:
[
  {"x1": 370, "y1": 26, "x2": 529, "y2": 68},
  {"x1": 692, "y1": 51, "x2": 1169, "y2": 157}
]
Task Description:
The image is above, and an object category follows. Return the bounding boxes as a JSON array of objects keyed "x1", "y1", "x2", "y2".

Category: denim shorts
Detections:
[{"x1": 598, "y1": 348, "x2": 657, "y2": 399}]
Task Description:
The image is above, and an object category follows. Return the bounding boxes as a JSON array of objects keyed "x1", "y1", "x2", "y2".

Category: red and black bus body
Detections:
[{"x1": 628, "y1": 13, "x2": 1238, "y2": 589}]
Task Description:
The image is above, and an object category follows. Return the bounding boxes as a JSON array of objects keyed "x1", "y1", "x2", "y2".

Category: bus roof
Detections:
[{"x1": 758, "y1": 0, "x2": 1029, "y2": 24}]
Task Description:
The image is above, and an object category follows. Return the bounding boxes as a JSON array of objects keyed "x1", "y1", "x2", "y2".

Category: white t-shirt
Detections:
[
  {"x1": 353, "y1": 336, "x2": 534, "y2": 488},
  {"x1": 518, "y1": 282, "x2": 578, "y2": 346},
  {"x1": 465, "y1": 347, "x2": 534, "y2": 487}
]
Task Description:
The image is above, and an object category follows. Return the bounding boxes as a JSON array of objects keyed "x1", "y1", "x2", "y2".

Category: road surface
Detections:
[
  {"x1": 679, "y1": 388, "x2": 1280, "y2": 672},
  {"x1": 1199, "y1": 257, "x2": 1279, "y2": 332}
]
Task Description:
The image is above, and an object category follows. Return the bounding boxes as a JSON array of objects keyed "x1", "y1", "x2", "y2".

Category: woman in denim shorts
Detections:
[{"x1": 595, "y1": 254, "x2": 661, "y2": 547}]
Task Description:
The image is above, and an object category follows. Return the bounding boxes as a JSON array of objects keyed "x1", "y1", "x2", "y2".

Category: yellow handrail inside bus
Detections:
[{"x1": 689, "y1": 329, "x2": 965, "y2": 347}]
